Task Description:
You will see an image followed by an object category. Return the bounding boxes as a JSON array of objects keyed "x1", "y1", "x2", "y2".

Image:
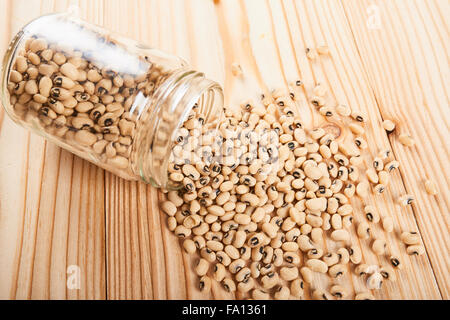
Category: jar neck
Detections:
[{"x1": 133, "y1": 69, "x2": 223, "y2": 188}]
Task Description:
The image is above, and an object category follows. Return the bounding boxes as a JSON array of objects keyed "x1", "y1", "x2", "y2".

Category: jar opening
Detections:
[{"x1": 135, "y1": 70, "x2": 223, "y2": 189}]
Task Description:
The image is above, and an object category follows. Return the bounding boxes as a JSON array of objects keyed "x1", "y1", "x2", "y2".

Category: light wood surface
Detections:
[{"x1": 0, "y1": 0, "x2": 448, "y2": 300}]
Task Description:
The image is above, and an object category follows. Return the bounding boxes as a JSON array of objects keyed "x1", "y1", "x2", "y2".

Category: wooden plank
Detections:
[
  {"x1": 0, "y1": 0, "x2": 446, "y2": 299},
  {"x1": 341, "y1": 0, "x2": 449, "y2": 299}
]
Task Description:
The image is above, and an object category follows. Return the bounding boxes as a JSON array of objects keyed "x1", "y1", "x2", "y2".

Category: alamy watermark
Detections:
[
  {"x1": 366, "y1": 4, "x2": 382, "y2": 30},
  {"x1": 67, "y1": 265, "x2": 81, "y2": 290}
]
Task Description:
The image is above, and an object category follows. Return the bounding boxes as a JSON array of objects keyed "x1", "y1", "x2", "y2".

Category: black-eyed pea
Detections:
[
  {"x1": 424, "y1": 180, "x2": 438, "y2": 195},
  {"x1": 281, "y1": 241, "x2": 299, "y2": 252},
  {"x1": 399, "y1": 134, "x2": 415, "y2": 147},
  {"x1": 49, "y1": 87, "x2": 71, "y2": 100},
  {"x1": 297, "y1": 235, "x2": 315, "y2": 252},
  {"x1": 213, "y1": 263, "x2": 226, "y2": 282},
  {"x1": 380, "y1": 266, "x2": 397, "y2": 282},
  {"x1": 29, "y1": 38, "x2": 47, "y2": 53},
  {"x1": 228, "y1": 258, "x2": 245, "y2": 274},
  {"x1": 367, "y1": 272, "x2": 383, "y2": 290},
  {"x1": 312, "y1": 289, "x2": 331, "y2": 300},
  {"x1": 398, "y1": 194, "x2": 415, "y2": 206},
  {"x1": 195, "y1": 258, "x2": 209, "y2": 276},
  {"x1": 328, "y1": 263, "x2": 346, "y2": 279},
  {"x1": 33, "y1": 93, "x2": 48, "y2": 104},
  {"x1": 272, "y1": 248, "x2": 284, "y2": 267},
  {"x1": 331, "y1": 214, "x2": 342, "y2": 230},
  {"x1": 357, "y1": 221, "x2": 370, "y2": 239},
  {"x1": 400, "y1": 231, "x2": 421, "y2": 245},
  {"x1": 355, "y1": 264, "x2": 370, "y2": 276},
  {"x1": 102, "y1": 141, "x2": 115, "y2": 158},
  {"x1": 91, "y1": 139, "x2": 107, "y2": 154},
  {"x1": 285, "y1": 228, "x2": 300, "y2": 243},
  {"x1": 72, "y1": 116, "x2": 94, "y2": 130},
  {"x1": 199, "y1": 247, "x2": 216, "y2": 263},
  {"x1": 343, "y1": 183, "x2": 355, "y2": 198},
  {"x1": 373, "y1": 183, "x2": 386, "y2": 195},
  {"x1": 269, "y1": 233, "x2": 284, "y2": 249},
  {"x1": 24, "y1": 79, "x2": 38, "y2": 95},
  {"x1": 322, "y1": 252, "x2": 339, "y2": 266},
  {"x1": 95, "y1": 78, "x2": 112, "y2": 95},
  {"x1": 216, "y1": 251, "x2": 231, "y2": 266},
  {"x1": 310, "y1": 228, "x2": 323, "y2": 245},
  {"x1": 331, "y1": 229, "x2": 350, "y2": 242},
  {"x1": 307, "y1": 247, "x2": 324, "y2": 259},
  {"x1": 221, "y1": 278, "x2": 236, "y2": 293},
  {"x1": 364, "y1": 205, "x2": 380, "y2": 223},
  {"x1": 262, "y1": 246, "x2": 274, "y2": 264},
  {"x1": 306, "y1": 259, "x2": 328, "y2": 273},
  {"x1": 289, "y1": 278, "x2": 303, "y2": 298},
  {"x1": 355, "y1": 292, "x2": 375, "y2": 300},
  {"x1": 298, "y1": 267, "x2": 312, "y2": 285},
  {"x1": 234, "y1": 213, "x2": 251, "y2": 225},
  {"x1": 322, "y1": 213, "x2": 331, "y2": 231},
  {"x1": 261, "y1": 272, "x2": 280, "y2": 289},
  {"x1": 349, "y1": 123, "x2": 365, "y2": 135},
  {"x1": 74, "y1": 129, "x2": 97, "y2": 146},
  {"x1": 406, "y1": 245, "x2": 425, "y2": 256},
  {"x1": 224, "y1": 245, "x2": 240, "y2": 260},
  {"x1": 378, "y1": 170, "x2": 390, "y2": 186},
  {"x1": 118, "y1": 119, "x2": 135, "y2": 136},
  {"x1": 372, "y1": 239, "x2": 386, "y2": 255},
  {"x1": 235, "y1": 267, "x2": 251, "y2": 282},
  {"x1": 349, "y1": 245, "x2": 362, "y2": 264},
  {"x1": 274, "y1": 286, "x2": 290, "y2": 300},
  {"x1": 237, "y1": 277, "x2": 255, "y2": 293},
  {"x1": 261, "y1": 222, "x2": 277, "y2": 239},
  {"x1": 337, "y1": 204, "x2": 352, "y2": 216},
  {"x1": 356, "y1": 181, "x2": 369, "y2": 198},
  {"x1": 279, "y1": 266, "x2": 299, "y2": 281},
  {"x1": 199, "y1": 275, "x2": 211, "y2": 293},
  {"x1": 207, "y1": 205, "x2": 225, "y2": 217},
  {"x1": 326, "y1": 198, "x2": 338, "y2": 215},
  {"x1": 252, "y1": 289, "x2": 270, "y2": 300},
  {"x1": 283, "y1": 251, "x2": 301, "y2": 265},
  {"x1": 337, "y1": 248, "x2": 350, "y2": 264},
  {"x1": 222, "y1": 231, "x2": 235, "y2": 246},
  {"x1": 351, "y1": 110, "x2": 367, "y2": 123},
  {"x1": 330, "y1": 285, "x2": 347, "y2": 299},
  {"x1": 232, "y1": 230, "x2": 246, "y2": 249},
  {"x1": 247, "y1": 232, "x2": 264, "y2": 248},
  {"x1": 174, "y1": 225, "x2": 191, "y2": 238},
  {"x1": 40, "y1": 45, "x2": 55, "y2": 64},
  {"x1": 306, "y1": 214, "x2": 322, "y2": 228},
  {"x1": 59, "y1": 62, "x2": 78, "y2": 80},
  {"x1": 161, "y1": 201, "x2": 177, "y2": 216},
  {"x1": 386, "y1": 160, "x2": 400, "y2": 172},
  {"x1": 27, "y1": 52, "x2": 40, "y2": 65},
  {"x1": 183, "y1": 214, "x2": 202, "y2": 229},
  {"x1": 342, "y1": 216, "x2": 353, "y2": 229},
  {"x1": 15, "y1": 56, "x2": 28, "y2": 73},
  {"x1": 389, "y1": 256, "x2": 402, "y2": 269},
  {"x1": 249, "y1": 261, "x2": 261, "y2": 279}
]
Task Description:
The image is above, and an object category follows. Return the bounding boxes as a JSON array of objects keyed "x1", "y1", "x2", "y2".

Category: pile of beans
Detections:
[
  {"x1": 160, "y1": 84, "x2": 427, "y2": 300},
  {"x1": 7, "y1": 33, "x2": 170, "y2": 179}
]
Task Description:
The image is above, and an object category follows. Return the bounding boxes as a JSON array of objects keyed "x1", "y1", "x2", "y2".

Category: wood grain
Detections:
[{"x1": 0, "y1": 0, "x2": 447, "y2": 299}]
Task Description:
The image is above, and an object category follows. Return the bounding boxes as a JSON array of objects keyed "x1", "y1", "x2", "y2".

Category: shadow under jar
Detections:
[{"x1": 1, "y1": 13, "x2": 223, "y2": 188}]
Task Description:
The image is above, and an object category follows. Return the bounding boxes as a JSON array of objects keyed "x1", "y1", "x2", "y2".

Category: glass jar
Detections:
[{"x1": 1, "y1": 13, "x2": 223, "y2": 188}]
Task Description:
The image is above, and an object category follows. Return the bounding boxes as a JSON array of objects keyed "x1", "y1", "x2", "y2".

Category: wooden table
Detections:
[{"x1": 0, "y1": 0, "x2": 448, "y2": 300}]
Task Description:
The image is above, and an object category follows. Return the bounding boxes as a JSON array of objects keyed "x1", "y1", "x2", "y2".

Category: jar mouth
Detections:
[{"x1": 134, "y1": 69, "x2": 223, "y2": 189}]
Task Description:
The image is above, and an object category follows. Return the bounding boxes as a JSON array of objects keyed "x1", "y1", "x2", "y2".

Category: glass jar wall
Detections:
[{"x1": 1, "y1": 13, "x2": 223, "y2": 188}]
